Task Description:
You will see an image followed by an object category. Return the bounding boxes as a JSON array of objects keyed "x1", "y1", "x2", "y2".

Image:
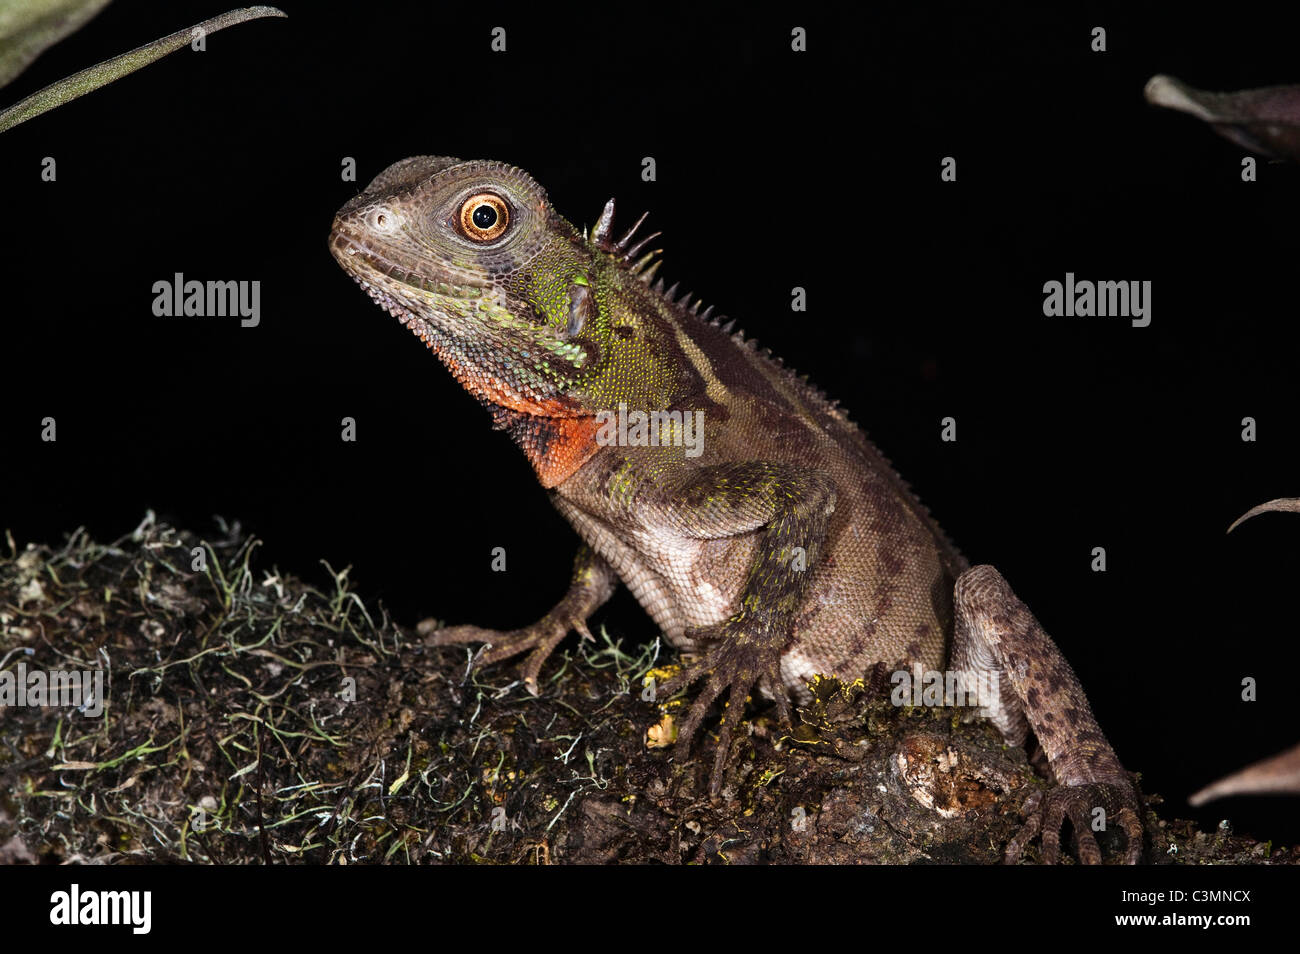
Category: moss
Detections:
[{"x1": 0, "y1": 515, "x2": 1294, "y2": 865}]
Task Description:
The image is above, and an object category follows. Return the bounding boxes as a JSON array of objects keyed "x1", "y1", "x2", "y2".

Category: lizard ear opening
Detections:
[{"x1": 566, "y1": 282, "x2": 596, "y2": 337}]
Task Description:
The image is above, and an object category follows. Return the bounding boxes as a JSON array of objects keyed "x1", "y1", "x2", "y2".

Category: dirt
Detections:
[{"x1": 0, "y1": 515, "x2": 1293, "y2": 865}]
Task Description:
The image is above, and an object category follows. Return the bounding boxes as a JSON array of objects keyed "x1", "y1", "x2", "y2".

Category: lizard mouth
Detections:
[
  {"x1": 328, "y1": 225, "x2": 493, "y2": 346},
  {"x1": 329, "y1": 229, "x2": 486, "y2": 301},
  {"x1": 330, "y1": 219, "x2": 587, "y2": 422},
  {"x1": 330, "y1": 232, "x2": 421, "y2": 324}
]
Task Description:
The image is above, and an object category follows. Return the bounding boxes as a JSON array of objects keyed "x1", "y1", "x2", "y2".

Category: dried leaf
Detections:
[{"x1": 1145, "y1": 74, "x2": 1300, "y2": 161}]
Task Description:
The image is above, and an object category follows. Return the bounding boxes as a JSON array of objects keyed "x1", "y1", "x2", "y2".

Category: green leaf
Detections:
[{"x1": 0, "y1": 5, "x2": 286, "y2": 134}]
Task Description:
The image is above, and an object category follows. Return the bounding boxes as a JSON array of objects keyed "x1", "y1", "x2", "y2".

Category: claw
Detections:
[
  {"x1": 1007, "y1": 782, "x2": 1142, "y2": 864},
  {"x1": 658, "y1": 623, "x2": 793, "y2": 795}
]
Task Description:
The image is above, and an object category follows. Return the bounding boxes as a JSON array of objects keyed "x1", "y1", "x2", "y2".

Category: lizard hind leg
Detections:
[{"x1": 950, "y1": 564, "x2": 1144, "y2": 864}]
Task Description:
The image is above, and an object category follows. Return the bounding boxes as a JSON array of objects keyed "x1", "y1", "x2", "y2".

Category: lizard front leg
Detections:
[
  {"x1": 422, "y1": 544, "x2": 617, "y2": 694},
  {"x1": 652, "y1": 463, "x2": 838, "y2": 795},
  {"x1": 951, "y1": 565, "x2": 1143, "y2": 864}
]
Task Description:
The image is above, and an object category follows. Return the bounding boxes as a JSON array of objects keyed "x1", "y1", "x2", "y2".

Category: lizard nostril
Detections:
[{"x1": 370, "y1": 208, "x2": 394, "y2": 230}]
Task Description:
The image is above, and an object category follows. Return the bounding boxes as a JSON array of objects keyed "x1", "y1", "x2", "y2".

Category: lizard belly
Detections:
[
  {"x1": 552, "y1": 497, "x2": 748, "y2": 644},
  {"x1": 555, "y1": 471, "x2": 952, "y2": 683}
]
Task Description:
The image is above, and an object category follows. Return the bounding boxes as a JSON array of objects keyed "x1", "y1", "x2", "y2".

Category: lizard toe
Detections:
[
  {"x1": 425, "y1": 615, "x2": 578, "y2": 689},
  {"x1": 426, "y1": 624, "x2": 499, "y2": 647},
  {"x1": 661, "y1": 622, "x2": 789, "y2": 795},
  {"x1": 1008, "y1": 782, "x2": 1142, "y2": 865},
  {"x1": 1003, "y1": 791, "x2": 1043, "y2": 865},
  {"x1": 672, "y1": 670, "x2": 728, "y2": 760}
]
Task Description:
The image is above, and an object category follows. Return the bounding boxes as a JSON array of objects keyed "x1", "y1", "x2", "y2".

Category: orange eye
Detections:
[{"x1": 459, "y1": 193, "x2": 510, "y2": 241}]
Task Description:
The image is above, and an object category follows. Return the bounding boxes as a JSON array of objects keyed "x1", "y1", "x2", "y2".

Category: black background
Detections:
[{"x1": 3, "y1": 1, "x2": 1300, "y2": 852}]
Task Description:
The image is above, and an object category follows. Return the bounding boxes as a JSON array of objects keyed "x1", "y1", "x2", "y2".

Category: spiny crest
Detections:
[
  {"x1": 589, "y1": 196, "x2": 668, "y2": 287},
  {"x1": 589, "y1": 197, "x2": 747, "y2": 335},
  {"x1": 585, "y1": 197, "x2": 850, "y2": 426}
]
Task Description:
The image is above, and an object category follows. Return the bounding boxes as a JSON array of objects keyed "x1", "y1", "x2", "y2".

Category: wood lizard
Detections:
[{"x1": 330, "y1": 156, "x2": 1144, "y2": 863}]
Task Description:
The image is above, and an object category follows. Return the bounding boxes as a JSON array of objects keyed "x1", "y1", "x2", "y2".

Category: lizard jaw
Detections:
[
  {"x1": 328, "y1": 226, "x2": 485, "y2": 349},
  {"x1": 330, "y1": 231, "x2": 488, "y2": 301},
  {"x1": 331, "y1": 224, "x2": 586, "y2": 419}
]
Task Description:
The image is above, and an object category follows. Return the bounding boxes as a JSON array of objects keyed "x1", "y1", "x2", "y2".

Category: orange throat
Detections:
[
  {"x1": 432, "y1": 341, "x2": 601, "y2": 489},
  {"x1": 518, "y1": 414, "x2": 603, "y2": 488}
]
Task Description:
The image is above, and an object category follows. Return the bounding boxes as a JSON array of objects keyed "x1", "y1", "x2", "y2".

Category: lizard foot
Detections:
[
  {"x1": 657, "y1": 614, "x2": 793, "y2": 796},
  {"x1": 423, "y1": 612, "x2": 593, "y2": 695},
  {"x1": 1005, "y1": 780, "x2": 1143, "y2": 865},
  {"x1": 421, "y1": 545, "x2": 615, "y2": 694}
]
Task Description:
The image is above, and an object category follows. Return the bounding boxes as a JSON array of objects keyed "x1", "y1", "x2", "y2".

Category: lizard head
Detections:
[
  {"x1": 330, "y1": 156, "x2": 707, "y2": 484},
  {"x1": 330, "y1": 156, "x2": 593, "y2": 418}
]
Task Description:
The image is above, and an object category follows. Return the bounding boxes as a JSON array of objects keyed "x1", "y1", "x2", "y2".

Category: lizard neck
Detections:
[
  {"x1": 490, "y1": 407, "x2": 602, "y2": 488},
  {"x1": 415, "y1": 330, "x2": 602, "y2": 488}
]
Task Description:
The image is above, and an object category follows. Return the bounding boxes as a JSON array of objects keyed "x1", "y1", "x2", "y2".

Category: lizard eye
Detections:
[{"x1": 458, "y1": 193, "x2": 510, "y2": 241}]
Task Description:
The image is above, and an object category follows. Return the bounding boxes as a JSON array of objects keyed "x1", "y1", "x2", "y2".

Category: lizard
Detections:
[{"x1": 329, "y1": 156, "x2": 1144, "y2": 864}]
